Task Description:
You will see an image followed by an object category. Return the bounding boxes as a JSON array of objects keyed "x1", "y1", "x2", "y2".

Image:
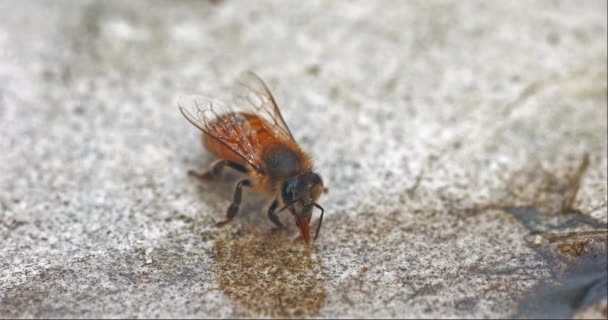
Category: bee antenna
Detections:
[{"x1": 312, "y1": 203, "x2": 324, "y2": 241}]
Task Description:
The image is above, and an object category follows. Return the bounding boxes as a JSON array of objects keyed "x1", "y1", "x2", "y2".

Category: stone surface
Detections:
[{"x1": 1, "y1": 1, "x2": 606, "y2": 318}]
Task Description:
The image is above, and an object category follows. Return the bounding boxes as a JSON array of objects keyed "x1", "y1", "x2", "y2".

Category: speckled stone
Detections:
[{"x1": 1, "y1": 1, "x2": 606, "y2": 318}]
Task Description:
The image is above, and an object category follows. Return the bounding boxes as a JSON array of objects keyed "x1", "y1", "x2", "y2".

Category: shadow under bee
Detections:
[{"x1": 212, "y1": 228, "x2": 326, "y2": 318}]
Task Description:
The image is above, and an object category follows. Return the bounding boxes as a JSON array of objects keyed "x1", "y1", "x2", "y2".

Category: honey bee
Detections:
[{"x1": 178, "y1": 72, "x2": 326, "y2": 244}]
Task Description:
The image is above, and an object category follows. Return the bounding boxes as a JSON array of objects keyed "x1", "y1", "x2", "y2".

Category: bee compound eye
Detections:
[{"x1": 281, "y1": 178, "x2": 298, "y2": 203}]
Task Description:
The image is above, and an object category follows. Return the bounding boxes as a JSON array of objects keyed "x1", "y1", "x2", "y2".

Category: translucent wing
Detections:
[
  {"x1": 178, "y1": 95, "x2": 265, "y2": 173},
  {"x1": 234, "y1": 71, "x2": 295, "y2": 141}
]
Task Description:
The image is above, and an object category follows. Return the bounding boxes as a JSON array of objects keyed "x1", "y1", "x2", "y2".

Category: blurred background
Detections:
[{"x1": 1, "y1": 1, "x2": 606, "y2": 318}]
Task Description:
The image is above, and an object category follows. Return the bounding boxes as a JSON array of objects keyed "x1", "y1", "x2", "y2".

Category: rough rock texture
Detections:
[{"x1": 1, "y1": 1, "x2": 606, "y2": 318}]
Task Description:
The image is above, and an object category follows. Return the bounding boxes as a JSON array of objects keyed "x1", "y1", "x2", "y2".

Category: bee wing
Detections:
[
  {"x1": 178, "y1": 95, "x2": 264, "y2": 173},
  {"x1": 234, "y1": 71, "x2": 296, "y2": 142}
]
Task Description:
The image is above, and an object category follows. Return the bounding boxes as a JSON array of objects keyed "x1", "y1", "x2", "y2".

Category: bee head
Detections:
[
  {"x1": 280, "y1": 171, "x2": 325, "y2": 244},
  {"x1": 281, "y1": 172, "x2": 324, "y2": 209}
]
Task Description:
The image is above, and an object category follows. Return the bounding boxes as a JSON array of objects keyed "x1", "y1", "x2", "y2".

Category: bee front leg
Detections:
[
  {"x1": 188, "y1": 160, "x2": 248, "y2": 181},
  {"x1": 216, "y1": 179, "x2": 251, "y2": 227},
  {"x1": 267, "y1": 199, "x2": 284, "y2": 229}
]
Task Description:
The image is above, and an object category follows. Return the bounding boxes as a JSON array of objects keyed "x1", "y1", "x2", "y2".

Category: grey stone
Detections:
[{"x1": 1, "y1": 1, "x2": 606, "y2": 318}]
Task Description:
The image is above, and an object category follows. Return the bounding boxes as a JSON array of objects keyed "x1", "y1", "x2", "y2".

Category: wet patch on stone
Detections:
[
  {"x1": 516, "y1": 235, "x2": 607, "y2": 319},
  {"x1": 492, "y1": 155, "x2": 608, "y2": 318},
  {"x1": 212, "y1": 227, "x2": 326, "y2": 318}
]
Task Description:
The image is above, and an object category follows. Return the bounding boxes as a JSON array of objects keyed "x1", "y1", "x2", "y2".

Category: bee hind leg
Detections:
[
  {"x1": 188, "y1": 160, "x2": 248, "y2": 182},
  {"x1": 216, "y1": 179, "x2": 251, "y2": 227}
]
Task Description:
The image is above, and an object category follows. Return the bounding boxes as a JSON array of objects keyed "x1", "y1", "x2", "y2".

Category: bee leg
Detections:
[
  {"x1": 216, "y1": 179, "x2": 251, "y2": 227},
  {"x1": 267, "y1": 199, "x2": 284, "y2": 229},
  {"x1": 188, "y1": 160, "x2": 248, "y2": 181}
]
